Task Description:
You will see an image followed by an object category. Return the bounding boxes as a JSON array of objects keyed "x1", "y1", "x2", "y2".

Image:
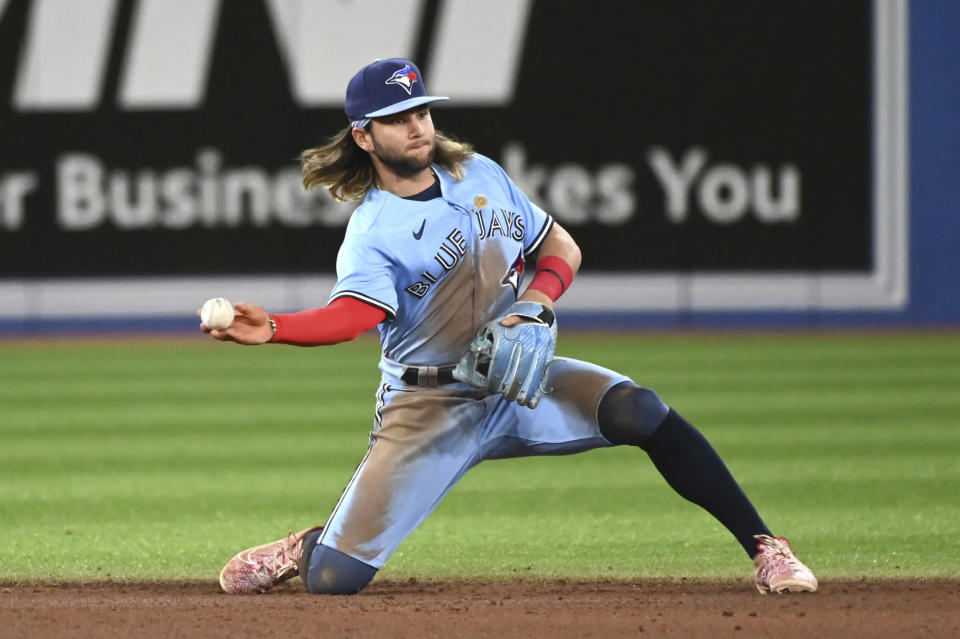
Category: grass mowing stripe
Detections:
[{"x1": 1, "y1": 333, "x2": 958, "y2": 581}]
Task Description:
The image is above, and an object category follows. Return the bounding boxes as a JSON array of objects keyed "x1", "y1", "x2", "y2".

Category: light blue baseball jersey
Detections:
[
  {"x1": 315, "y1": 152, "x2": 642, "y2": 568},
  {"x1": 328, "y1": 153, "x2": 554, "y2": 381}
]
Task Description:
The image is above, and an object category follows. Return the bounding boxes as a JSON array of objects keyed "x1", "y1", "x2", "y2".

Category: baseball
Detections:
[{"x1": 200, "y1": 297, "x2": 235, "y2": 330}]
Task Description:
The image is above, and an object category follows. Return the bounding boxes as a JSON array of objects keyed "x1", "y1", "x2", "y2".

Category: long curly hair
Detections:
[{"x1": 300, "y1": 125, "x2": 474, "y2": 202}]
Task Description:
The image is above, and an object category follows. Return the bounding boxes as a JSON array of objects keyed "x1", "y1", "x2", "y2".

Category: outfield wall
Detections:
[{"x1": 0, "y1": 0, "x2": 957, "y2": 333}]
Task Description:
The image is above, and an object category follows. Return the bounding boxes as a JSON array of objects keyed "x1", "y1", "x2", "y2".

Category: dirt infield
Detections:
[{"x1": 1, "y1": 578, "x2": 957, "y2": 638}]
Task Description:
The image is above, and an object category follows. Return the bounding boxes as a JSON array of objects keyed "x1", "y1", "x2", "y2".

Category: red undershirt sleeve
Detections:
[{"x1": 269, "y1": 297, "x2": 386, "y2": 346}]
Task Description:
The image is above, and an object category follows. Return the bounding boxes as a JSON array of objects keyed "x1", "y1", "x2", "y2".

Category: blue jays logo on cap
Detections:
[
  {"x1": 345, "y1": 58, "x2": 449, "y2": 123},
  {"x1": 385, "y1": 65, "x2": 419, "y2": 95}
]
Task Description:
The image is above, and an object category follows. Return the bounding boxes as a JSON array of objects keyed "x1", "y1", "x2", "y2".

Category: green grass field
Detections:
[{"x1": 1, "y1": 332, "x2": 958, "y2": 582}]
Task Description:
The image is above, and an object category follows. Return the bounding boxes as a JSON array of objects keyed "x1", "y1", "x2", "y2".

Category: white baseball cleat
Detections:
[
  {"x1": 753, "y1": 534, "x2": 818, "y2": 594},
  {"x1": 219, "y1": 526, "x2": 323, "y2": 594}
]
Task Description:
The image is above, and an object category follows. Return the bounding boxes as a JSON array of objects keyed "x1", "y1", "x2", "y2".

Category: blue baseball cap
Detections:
[{"x1": 345, "y1": 58, "x2": 448, "y2": 124}]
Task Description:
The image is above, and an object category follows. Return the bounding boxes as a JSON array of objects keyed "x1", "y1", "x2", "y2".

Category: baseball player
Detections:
[{"x1": 209, "y1": 59, "x2": 817, "y2": 596}]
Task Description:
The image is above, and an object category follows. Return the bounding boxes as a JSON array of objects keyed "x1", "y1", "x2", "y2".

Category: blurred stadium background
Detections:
[
  {"x1": 0, "y1": 0, "x2": 956, "y2": 334},
  {"x1": 1, "y1": 0, "x2": 959, "y2": 586}
]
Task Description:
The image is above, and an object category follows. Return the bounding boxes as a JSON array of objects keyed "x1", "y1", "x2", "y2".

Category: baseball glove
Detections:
[{"x1": 453, "y1": 301, "x2": 557, "y2": 408}]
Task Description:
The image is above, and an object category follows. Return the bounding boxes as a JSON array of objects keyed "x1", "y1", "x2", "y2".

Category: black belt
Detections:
[{"x1": 401, "y1": 364, "x2": 458, "y2": 386}]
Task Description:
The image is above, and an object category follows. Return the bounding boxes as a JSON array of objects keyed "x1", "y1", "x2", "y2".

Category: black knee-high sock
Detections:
[{"x1": 642, "y1": 409, "x2": 771, "y2": 557}]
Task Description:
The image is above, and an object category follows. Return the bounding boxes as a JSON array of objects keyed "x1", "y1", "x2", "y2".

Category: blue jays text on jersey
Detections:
[
  {"x1": 404, "y1": 207, "x2": 528, "y2": 299},
  {"x1": 328, "y1": 153, "x2": 554, "y2": 376}
]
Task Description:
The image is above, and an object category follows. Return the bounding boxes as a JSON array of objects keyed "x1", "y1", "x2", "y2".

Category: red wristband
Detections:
[{"x1": 527, "y1": 255, "x2": 574, "y2": 302}]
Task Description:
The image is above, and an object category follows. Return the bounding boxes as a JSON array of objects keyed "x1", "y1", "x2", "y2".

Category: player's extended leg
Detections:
[
  {"x1": 493, "y1": 359, "x2": 815, "y2": 594},
  {"x1": 597, "y1": 380, "x2": 817, "y2": 593},
  {"x1": 597, "y1": 381, "x2": 771, "y2": 556}
]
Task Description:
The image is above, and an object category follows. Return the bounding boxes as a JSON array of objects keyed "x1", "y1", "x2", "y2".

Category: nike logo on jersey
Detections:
[
  {"x1": 404, "y1": 228, "x2": 467, "y2": 299},
  {"x1": 413, "y1": 220, "x2": 426, "y2": 240}
]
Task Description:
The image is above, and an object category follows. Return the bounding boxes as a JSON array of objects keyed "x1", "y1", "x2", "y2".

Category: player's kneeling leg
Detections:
[
  {"x1": 297, "y1": 530, "x2": 378, "y2": 595},
  {"x1": 597, "y1": 381, "x2": 670, "y2": 447}
]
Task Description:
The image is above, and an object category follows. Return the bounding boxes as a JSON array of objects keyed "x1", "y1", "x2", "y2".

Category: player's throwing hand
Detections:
[{"x1": 200, "y1": 302, "x2": 274, "y2": 345}]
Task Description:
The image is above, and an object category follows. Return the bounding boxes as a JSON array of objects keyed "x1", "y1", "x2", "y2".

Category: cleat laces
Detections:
[{"x1": 755, "y1": 534, "x2": 804, "y2": 568}]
